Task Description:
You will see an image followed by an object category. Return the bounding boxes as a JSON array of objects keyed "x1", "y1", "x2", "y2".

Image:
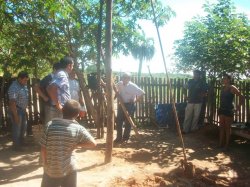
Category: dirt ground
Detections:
[{"x1": 1, "y1": 124, "x2": 250, "y2": 187}]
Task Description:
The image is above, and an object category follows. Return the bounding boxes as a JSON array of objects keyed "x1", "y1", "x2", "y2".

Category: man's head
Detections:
[
  {"x1": 222, "y1": 73, "x2": 233, "y2": 85},
  {"x1": 17, "y1": 71, "x2": 29, "y2": 85},
  {"x1": 121, "y1": 72, "x2": 131, "y2": 85},
  {"x1": 52, "y1": 62, "x2": 62, "y2": 73},
  {"x1": 193, "y1": 70, "x2": 201, "y2": 80},
  {"x1": 60, "y1": 56, "x2": 74, "y2": 73},
  {"x1": 62, "y1": 99, "x2": 81, "y2": 119}
]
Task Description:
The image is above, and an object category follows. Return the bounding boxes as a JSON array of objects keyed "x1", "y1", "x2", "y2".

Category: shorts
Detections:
[{"x1": 218, "y1": 108, "x2": 234, "y2": 117}]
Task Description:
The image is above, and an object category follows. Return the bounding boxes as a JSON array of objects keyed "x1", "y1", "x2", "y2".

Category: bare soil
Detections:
[{"x1": 1, "y1": 124, "x2": 250, "y2": 187}]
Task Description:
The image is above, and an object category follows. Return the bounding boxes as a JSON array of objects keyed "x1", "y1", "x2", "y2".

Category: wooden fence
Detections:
[{"x1": 1, "y1": 76, "x2": 250, "y2": 132}]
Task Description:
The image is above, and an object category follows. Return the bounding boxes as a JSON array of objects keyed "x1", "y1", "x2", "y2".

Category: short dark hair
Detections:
[
  {"x1": 62, "y1": 100, "x2": 81, "y2": 119},
  {"x1": 193, "y1": 69, "x2": 201, "y2": 75},
  {"x1": 60, "y1": 56, "x2": 74, "y2": 69},
  {"x1": 53, "y1": 62, "x2": 62, "y2": 71},
  {"x1": 18, "y1": 71, "x2": 29, "y2": 79},
  {"x1": 223, "y1": 73, "x2": 234, "y2": 84}
]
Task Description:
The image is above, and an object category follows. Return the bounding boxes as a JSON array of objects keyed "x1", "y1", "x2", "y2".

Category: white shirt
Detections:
[{"x1": 116, "y1": 81, "x2": 145, "y2": 103}]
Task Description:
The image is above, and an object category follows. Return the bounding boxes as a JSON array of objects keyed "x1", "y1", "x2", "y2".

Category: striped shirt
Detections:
[
  {"x1": 8, "y1": 80, "x2": 29, "y2": 110},
  {"x1": 40, "y1": 118, "x2": 95, "y2": 178}
]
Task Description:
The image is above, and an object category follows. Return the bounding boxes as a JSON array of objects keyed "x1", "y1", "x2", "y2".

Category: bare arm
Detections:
[
  {"x1": 33, "y1": 83, "x2": 49, "y2": 102},
  {"x1": 40, "y1": 146, "x2": 47, "y2": 165},
  {"x1": 231, "y1": 85, "x2": 245, "y2": 109},
  {"x1": 135, "y1": 94, "x2": 144, "y2": 103},
  {"x1": 75, "y1": 139, "x2": 97, "y2": 149},
  {"x1": 47, "y1": 84, "x2": 62, "y2": 110},
  {"x1": 9, "y1": 99, "x2": 19, "y2": 124}
]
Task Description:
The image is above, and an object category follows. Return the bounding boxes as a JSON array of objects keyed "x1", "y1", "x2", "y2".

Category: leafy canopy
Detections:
[
  {"x1": 0, "y1": 0, "x2": 175, "y2": 77},
  {"x1": 174, "y1": 0, "x2": 250, "y2": 78}
]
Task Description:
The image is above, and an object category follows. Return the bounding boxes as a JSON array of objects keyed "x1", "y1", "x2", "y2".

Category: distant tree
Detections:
[
  {"x1": 131, "y1": 36, "x2": 155, "y2": 79},
  {"x1": 174, "y1": 0, "x2": 250, "y2": 78}
]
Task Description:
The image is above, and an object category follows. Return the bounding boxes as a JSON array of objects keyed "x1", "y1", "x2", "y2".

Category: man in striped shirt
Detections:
[
  {"x1": 8, "y1": 71, "x2": 29, "y2": 152},
  {"x1": 40, "y1": 100, "x2": 96, "y2": 187}
]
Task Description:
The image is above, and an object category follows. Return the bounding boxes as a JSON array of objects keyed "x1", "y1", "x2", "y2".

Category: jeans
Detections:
[
  {"x1": 9, "y1": 108, "x2": 27, "y2": 147},
  {"x1": 116, "y1": 103, "x2": 135, "y2": 141},
  {"x1": 41, "y1": 171, "x2": 77, "y2": 187},
  {"x1": 182, "y1": 103, "x2": 202, "y2": 133}
]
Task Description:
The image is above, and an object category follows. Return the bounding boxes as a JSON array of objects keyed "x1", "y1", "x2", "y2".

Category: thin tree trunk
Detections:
[
  {"x1": 75, "y1": 69, "x2": 98, "y2": 125},
  {"x1": 0, "y1": 76, "x2": 5, "y2": 129},
  {"x1": 104, "y1": 0, "x2": 114, "y2": 163},
  {"x1": 96, "y1": 0, "x2": 105, "y2": 139},
  {"x1": 138, "y1": 58, "x2": 143, "y2": 80}
]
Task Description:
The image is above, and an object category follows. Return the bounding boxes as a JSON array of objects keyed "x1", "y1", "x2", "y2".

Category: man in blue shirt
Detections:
[
  {"x1": 47, "y1": 56, "x2": 74, "y2": 119},
  {"x1": 8, "y1": 71, "x2": 29, "y2": 151}
]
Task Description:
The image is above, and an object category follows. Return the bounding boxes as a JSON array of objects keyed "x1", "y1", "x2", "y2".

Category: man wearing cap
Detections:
[
  {"x1": 114, "y1": 72, "x2": 145, "y2": 144},
  {"x1": 8, "y1": 71, "x2": 29, "y2": 151}
]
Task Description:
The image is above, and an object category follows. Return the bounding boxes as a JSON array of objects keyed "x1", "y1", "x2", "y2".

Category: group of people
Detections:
[
  {"x1": 182, "y1": 70, "x2": 244, "y2": 151},
  {"x1": 8, "y1": 56, "x2": 96, "y2": 187},
  {"x1": 7, "y1": 63, "x2": 244, "y2": 186}
]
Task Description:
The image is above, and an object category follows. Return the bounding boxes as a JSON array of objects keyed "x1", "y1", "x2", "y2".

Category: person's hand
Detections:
[
  {"x1": 56, "y1": 103, "x2": 63, "y2": 111},
  {"x1": 79, "y1": 105, "x2": 87, "y2": 118},
  {"x1": 79, "y1": 111, "x2": 86, "y2": 118}
]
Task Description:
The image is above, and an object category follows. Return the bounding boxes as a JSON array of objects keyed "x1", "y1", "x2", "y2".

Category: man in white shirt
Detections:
[{"x1": 114, "y1": 72, "x2": 145, "y2": 144}]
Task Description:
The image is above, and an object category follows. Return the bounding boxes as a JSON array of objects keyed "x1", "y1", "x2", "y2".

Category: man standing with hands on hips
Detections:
[{"x1": 114, "y1": 72, "x2": 145, "y2": 144}]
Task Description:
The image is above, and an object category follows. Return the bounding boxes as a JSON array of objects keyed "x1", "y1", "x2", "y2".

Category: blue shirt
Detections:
[
  {"x1": 8, "y1": 80, "x2": 29, "y2": 110},
  {"x1": 51, "y1": 70, "x2": 71, "y2": 106}
]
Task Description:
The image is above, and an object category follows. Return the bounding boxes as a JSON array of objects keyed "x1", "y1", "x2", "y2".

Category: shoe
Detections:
[
  {"x1": 113, "y1": 139, "x2": 122, "y2": 144},
  {"x1": 122, "y1": 138, "x2": 129, "y2": 143}
]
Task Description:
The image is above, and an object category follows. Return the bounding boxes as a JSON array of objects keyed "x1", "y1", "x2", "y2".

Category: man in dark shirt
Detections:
[
  {"x1": 182, "y1": 70, "x2": 208, "y2": 133},
  {"x1": 33, "y1": 62, "x2": 62, "y2": 124}
]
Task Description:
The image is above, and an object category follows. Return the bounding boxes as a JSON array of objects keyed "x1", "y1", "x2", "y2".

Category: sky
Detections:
[{"x1": 112, "y1": 0, "x2": 250, "y2": 74}]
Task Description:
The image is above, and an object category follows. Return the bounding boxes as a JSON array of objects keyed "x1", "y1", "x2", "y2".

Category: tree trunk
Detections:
[
  {"x1": 0, "y1": 76, "x2": 5, "y2": 129},
  {"x1": 104, "y1": 0, "x2": 114, "y2": 164},
  {"x1": 96, "y1": 0, "x2": 105, "y2": 139},
  {"x1": 138, "y1": 58, "x2": 143, "y2": 80},
  {"x1": 75, "y1": 69, "x2": 98, "y2": 125}
]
